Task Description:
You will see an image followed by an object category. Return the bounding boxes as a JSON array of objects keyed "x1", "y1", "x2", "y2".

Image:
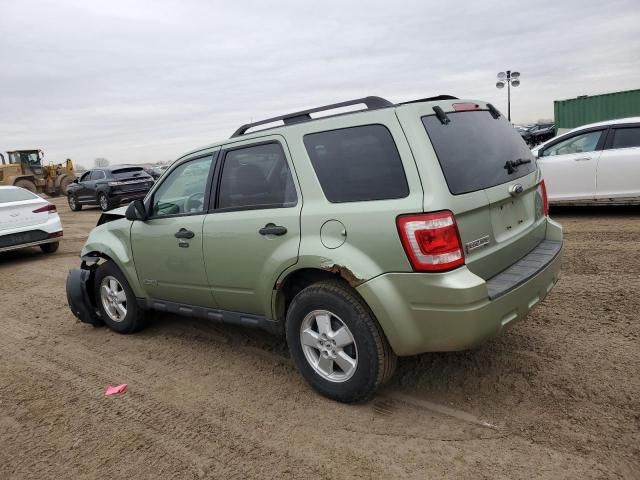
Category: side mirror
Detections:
[
  {"x1": 125, "y1": 199, "x2": 148, "y2": 221},
  {"x1": 73, "y1": 178, "x2": 79, "y2": 183}
]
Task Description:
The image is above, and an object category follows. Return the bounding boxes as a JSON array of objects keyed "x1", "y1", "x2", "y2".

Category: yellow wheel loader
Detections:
[{"x1": 0, "y1": 149, "x2": 76, "y2": 196}]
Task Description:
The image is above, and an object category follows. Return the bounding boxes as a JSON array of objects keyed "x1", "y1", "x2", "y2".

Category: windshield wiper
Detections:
[{"x1": 504, "y1": 158, "x2": 531, "y2": 174}]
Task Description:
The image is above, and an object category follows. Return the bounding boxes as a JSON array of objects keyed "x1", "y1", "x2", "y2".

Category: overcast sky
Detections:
[{"x1": 1, "y1": 0, "x2": 639, "y2": 167}]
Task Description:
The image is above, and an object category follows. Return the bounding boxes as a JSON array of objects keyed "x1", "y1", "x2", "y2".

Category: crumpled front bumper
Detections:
[{"x1": 66, "y1": 268, "x2": 103, "y2": 326}]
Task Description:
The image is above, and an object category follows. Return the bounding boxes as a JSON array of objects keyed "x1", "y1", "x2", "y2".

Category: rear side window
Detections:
[
  {"x1": 218, "y1": 143, "x2": 297, "y2": 210},
  {"x1": 422, "y1": 111, "x2": 536, "y2": 195},
  {"x1": 0, "y1": 188, "x2": 38, "y2": 203},
  {"x1": 610, "y1": 127, "x2": 640, "y2": 149},
  {"x1": 304, "y1": 125, "x2": 409, "y2": 203}
]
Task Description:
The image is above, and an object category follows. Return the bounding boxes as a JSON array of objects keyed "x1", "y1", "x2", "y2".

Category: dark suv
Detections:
[{"x1": 67, "y1": 166, "x2": 154, "y2": 212}]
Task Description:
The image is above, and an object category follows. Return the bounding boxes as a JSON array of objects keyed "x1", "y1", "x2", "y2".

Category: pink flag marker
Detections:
[{"x1": 105, "y1": 384, "x2": 128, "y2": 396}]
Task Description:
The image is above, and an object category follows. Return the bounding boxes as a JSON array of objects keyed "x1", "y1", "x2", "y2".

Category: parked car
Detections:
[
  {"x1": 520, "y1": 123, "x2": 555, "y2": 146},
  {"x1": 66, "y1": 166, "x2": 154, "y2": 212},
  {"x1": 0, "y1": 186, "x2": 62, "y2": 254},
  {"x1": 533, "y1": 117, "x2": 640, "y2": 205},
  {"x1": 66, "y1": 95, "x2": 562, "y2": 403}
]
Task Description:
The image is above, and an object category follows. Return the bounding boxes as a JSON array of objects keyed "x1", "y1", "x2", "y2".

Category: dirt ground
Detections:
[{"x1": 0, "y1": 197, "x2": 638, "y2": 479}]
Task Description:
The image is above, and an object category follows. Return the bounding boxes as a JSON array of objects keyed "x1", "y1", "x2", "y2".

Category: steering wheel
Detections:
[{"x1": 184, "y1": 192, "x2": 205, "y2": 212}]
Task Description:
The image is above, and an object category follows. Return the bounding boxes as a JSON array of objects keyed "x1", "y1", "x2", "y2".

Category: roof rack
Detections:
[{"x1": 230, "y1": 96, "x2": 394, "y2": 138}]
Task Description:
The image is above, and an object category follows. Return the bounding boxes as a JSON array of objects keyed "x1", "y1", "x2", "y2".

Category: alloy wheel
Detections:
[
  {"x1": 100, "y1": 275, "x2": 127, "y2": 322},
  {"x1": 300, "y1": 309, "x2": 358, "y2": 382}
]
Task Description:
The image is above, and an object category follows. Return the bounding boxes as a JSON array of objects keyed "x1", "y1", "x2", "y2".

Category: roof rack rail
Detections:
[{"x1": 230, "y1": 96, "x2": 393, "y2": 138}]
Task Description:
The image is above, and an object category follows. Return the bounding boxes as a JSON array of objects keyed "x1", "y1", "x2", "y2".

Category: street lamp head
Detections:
[
  {"x1": 496, "y1": 81, "x2": 505, "y2": 89},
  {"x1": 511, "y1": 71, "x2": 520, "y2": 79},
  {"x1": 497, "y1": 72, "x2": 506, "y2": 80},
  {"x1": 511, "y1": 79, "x2": 520, "y2": 87}
]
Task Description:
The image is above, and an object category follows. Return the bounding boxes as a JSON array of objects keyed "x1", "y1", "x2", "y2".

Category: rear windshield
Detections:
[
  {"x1": 0, "y1": 188, "x2": 38, "y2": 203},
  {"x1": 422, "y1": 110, "x2": 536, "y2": 195},
  {"x1": 111, "y1": 167, "x2": 149, "y2": 179}
]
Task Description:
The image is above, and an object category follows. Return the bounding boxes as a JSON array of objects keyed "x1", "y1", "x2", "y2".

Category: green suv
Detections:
[{"x1": 66, "y1": 95, "x2": 562, "y2": 402}]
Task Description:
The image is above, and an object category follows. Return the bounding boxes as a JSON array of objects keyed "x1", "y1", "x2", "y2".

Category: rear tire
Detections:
[
  {"x1": 98, "y1": 192, "x2": 112, "y2": 212},
  {"x1": 68, "y1": 194, "x2": 82, "y2": 211},
  {"x1": 14, "y1": 179, "x2": 37, "y2": 194},
  {"x1": 94, "y1": 261, "x2": 146, "y2": 334},
  {"x1": 40, "y1": 242, "x2": 59, "y2": 254},
  {"x1": 286, "y1": 280, "x2": 397, "y2": 403}
]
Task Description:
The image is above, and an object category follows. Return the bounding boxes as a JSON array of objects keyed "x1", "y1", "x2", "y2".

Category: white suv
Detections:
[{"x1": 533, "y1": 117, "x2": 640, "y2": 205}]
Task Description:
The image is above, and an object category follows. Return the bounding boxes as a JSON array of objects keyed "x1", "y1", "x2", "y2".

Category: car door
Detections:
[
  {"x1": 131, "y1": 152, "x2": 219, "y2": 307},
  {"x1": 80, "y1": 169, "x2": 103, "y2": 202},
  {"x1": 75, "y1": 171, "x2": 92, "y2": 201},
  {"x1": 537, "y1": 128, "x2": 606, "y2": 202},
  {"x1": 90, "y1": 170, "x2": 107, "y2": 202},
  {"x1": 202, "y1": 137, "x2": 301, "y2": 316},
  {"x1": 596, "y1": 124, "x2": 640, "y2": 200}
]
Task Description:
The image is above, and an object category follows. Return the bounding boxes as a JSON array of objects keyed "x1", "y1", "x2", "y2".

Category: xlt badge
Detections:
[{"x1": 465, "y1": 236, "x2": 490, "y2": 253}]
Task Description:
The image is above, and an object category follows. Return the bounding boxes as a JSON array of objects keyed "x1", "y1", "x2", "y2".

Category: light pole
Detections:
[{"x1": 496, "y1": 70, "x2": 520, "y2": 122}]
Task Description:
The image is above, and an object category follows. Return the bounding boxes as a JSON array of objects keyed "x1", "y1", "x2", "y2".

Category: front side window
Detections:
[
  {"x1": 542, "y1": 130, "x2": 603, "y2": 157},
  {"x1": 80, "y1": 172, "x2": 91, "y2": 182},
  {"x1": 90, "y1": 170, "x2": 105, "y2": 180},
  {"x1": 217, "y1": 143, "x2": 297, "y2": 210},
  {"x1": 151, "y1": 156, "x2": 213, "y2": 216},
  {"x1": 610, "y1": 127, "x2": 640, "y2": 149},
  {"x1": 303, "y1": 125, "x2": 409, "y2": 203}
]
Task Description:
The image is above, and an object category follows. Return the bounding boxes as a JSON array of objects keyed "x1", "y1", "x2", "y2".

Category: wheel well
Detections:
[{"x1": 274, "y1": 268, "x2": 353, "y2": 322}]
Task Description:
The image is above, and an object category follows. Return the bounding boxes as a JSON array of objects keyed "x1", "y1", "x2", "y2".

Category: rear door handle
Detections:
[
  {"x1": 259, "y1": 223, "x2": 287, "y2": 236},
  {"x1": 574, "y1": 157, "x2": 592, "y2": 161},
  {"x1": 175, "y1": 228, "x2": 195, "y2": 239}
]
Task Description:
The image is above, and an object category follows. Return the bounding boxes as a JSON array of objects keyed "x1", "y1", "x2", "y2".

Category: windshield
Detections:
[
  {"x1": 422, "y1": 110, "x2": 536, "y2": 195},
  {"x1": 8, "y1": 151, "x2": 40, "y2": 166}
]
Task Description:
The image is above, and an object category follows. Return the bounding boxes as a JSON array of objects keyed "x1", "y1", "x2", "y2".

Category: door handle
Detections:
[
  {"x1": 574, "y1": 157, "x2": 592, "y2": 161},
  {"x1": 174, "y1": 228, "x2": 195, "y2": 239},
  {"x1": 259, "y1": 223, "x2": 287, "y2": 236}
]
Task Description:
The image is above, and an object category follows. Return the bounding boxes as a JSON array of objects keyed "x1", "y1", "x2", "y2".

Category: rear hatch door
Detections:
[
  {"x1": 398, "y1": 101, "x2": 546, "y2": 280},
  {"x1": 110, "y1": 167, "x2": 154, "y2": 192}
]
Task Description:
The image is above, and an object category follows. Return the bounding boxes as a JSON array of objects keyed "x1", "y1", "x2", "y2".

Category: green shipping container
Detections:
[{"x1": 554, "y1": 89, "x2": 640, "y2": 134}]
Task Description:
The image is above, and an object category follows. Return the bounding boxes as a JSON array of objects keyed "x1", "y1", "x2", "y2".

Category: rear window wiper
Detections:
[{"x1": 504, "y1": 158, "x2": 531, "y2": 174}]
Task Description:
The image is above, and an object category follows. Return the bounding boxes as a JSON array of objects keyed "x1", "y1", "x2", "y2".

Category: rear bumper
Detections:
[
  {"x1": 110, "y1": 190, "x2": 148, "y2": 205},
  {"x1": 0, "y1": 236, "x2": 61, "y2": 253},
  {"x1": 357, "y1": 219, "x2": 563, "y2": 356},
  {"x1": 0, "y1": 215, "x2": 63, "y2": 253}
]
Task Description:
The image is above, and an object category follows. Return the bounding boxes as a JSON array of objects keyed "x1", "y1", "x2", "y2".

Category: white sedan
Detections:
[
  {"x1": 533, "y1": 117, "x2": 640, "y2": 205},
  {"x1": 0, "y1": 186, "x2": 63, "y2": 254}
]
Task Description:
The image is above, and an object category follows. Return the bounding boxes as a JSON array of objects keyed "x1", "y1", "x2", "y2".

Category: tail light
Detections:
[
  {"x1": 537, "y1": 180, "x2": 549, "y2": 216},
  {"x1": 48, "y1": 231, "x2": 63, "y2": 238},
  {"x1": 33, "y1": 203, "x2": 57, "y2": 214},
  {"x1": 396, "y1": 211, "x2": 465, "y2": 272}
]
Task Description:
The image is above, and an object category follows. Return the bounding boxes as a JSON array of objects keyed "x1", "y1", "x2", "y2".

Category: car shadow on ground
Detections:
[
  {"x1": 551, "y1": 204, "x2": 639, "y2": 217},
  {"x1": 0, "y1": 247, "x2": 53, "y2": 266},
  {"x1": 132, "y1": 309, "x2": 516, "y2": 397}
]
